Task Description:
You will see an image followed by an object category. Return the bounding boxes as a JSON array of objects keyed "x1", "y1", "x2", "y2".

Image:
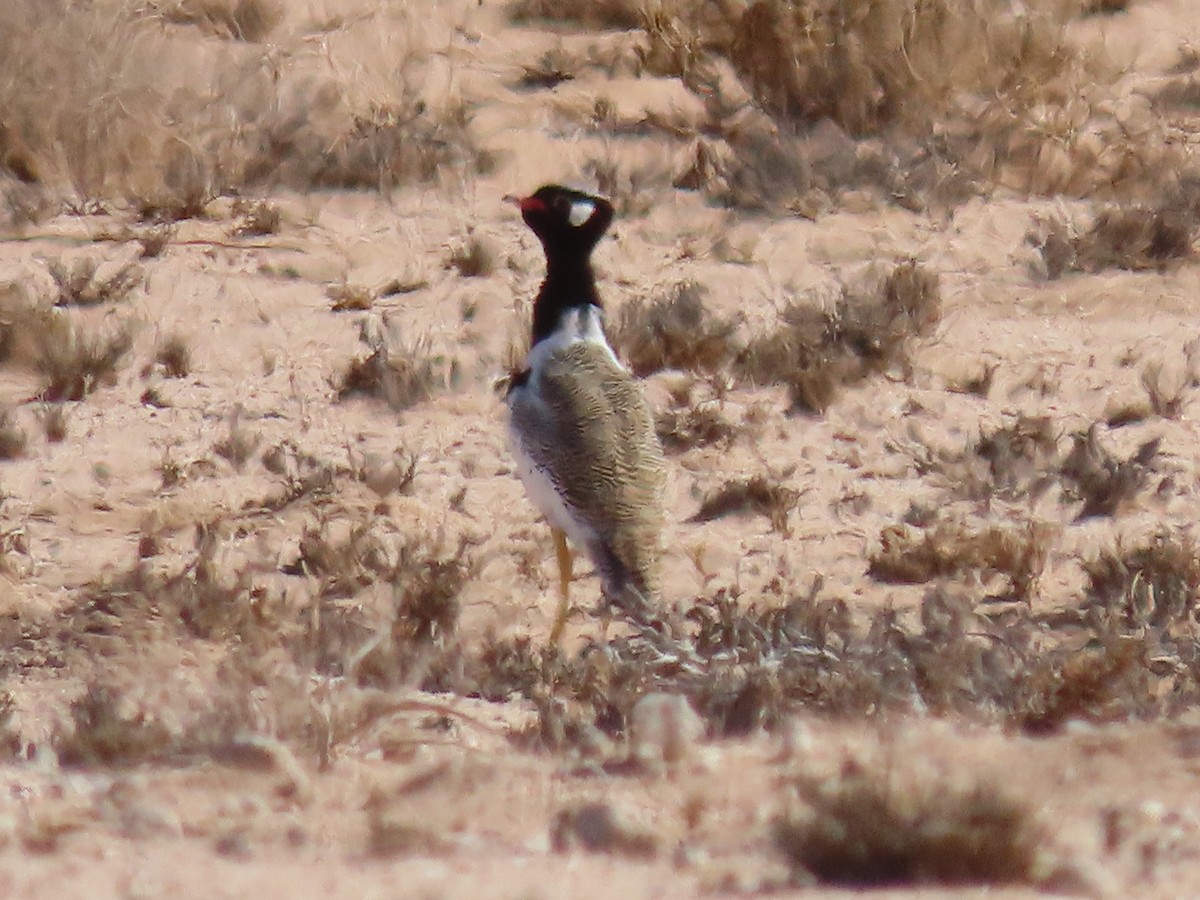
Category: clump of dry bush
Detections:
[
  {"x1": 655, "y1": 399, "x2": 737, "y2": 453},
  {"x1": 45, "y1": 253, "x2": 144, "y2": 307},
  {"x1": 338, "y1": 315, "x2": 451, "y2": 412},
  {"x1": 0, "y1": 285, "x2": 134, "y2": 402},
  {"x1": 869, "y1": 517, "x2": 1055, "y2": 604},
  {"x1": 0, "y1": 0, "x2": 489, "y2": 215},
  {"x1": 737, "y1": 260, "x2": 941, "y2": 414},
  {"x1": 773, "y1": 764, "x2": 1058, "y2": 887},
  {"x1": 1029, "y1": 187, "x2": 1200, "y2": 278},
  {"x1": 621, "y1": 0, "x2": 1183, "y2": 211},
  {"x1": 690, "y1": 475, "x2": 799, "y2": 534},
  {"x1": 156, "y1": 0, "x2": 283, "y2": 42},
  {"x1": 1082, "y1": 532, "x2": 1200, "y2": 630},
  {"x1": 609, "y1": 281, "x2": 740, "y2": 377}
]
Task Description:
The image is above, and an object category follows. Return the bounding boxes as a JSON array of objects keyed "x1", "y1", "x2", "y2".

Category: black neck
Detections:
[{"x1": 530, "y1": 254, "x2": 601, "y2": 346}]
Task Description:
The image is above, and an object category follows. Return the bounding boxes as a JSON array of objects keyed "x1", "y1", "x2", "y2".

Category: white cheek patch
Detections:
[{"x1": 567, "y1": 199, "x2": 595, "y2": 227}]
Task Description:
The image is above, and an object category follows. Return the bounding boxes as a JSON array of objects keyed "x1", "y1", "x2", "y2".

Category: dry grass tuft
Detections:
[
  {"x1": 32, "y1": 313, "x2": 134, "y2": 402},
  {"x1": 213, "y1": 407, "x2": 262, "y2": 470},
  {"x1": 445, "y1": 231, "x2": 498, "y2": 278},
  {"x1": 39, "y1": 404, "x2": 67, "y2": 442},
  {"x1": 0, "y1": 411, "x2": 27, "y2": 459},
  {"x1": 157, "y1": 0, "x2": 283, "y2": 42},
  {"x1": 152, "y1": 333, "x2": 192, "y2": 379},
  {"x1": 1083, "y1": 532, "x2": 1200, "y2": 630},
  {"x1": 609, "y1": 281, "x2": 740, "y2": 377},
  {"x1": 1059, "y1": 425, "x2": 1158, "y2": 520},
  {"x1": 338, "y1": 315, "x2": 448, "y2": 412},
  {"x1": 737, "y1": 260, "x2": 940, "y2": 414},
  {"x1": 1018, "y1": 637, "x2": 1155, "y2": 735},
  {"x1": 689, "y1": 475, "x2": 799, "y2": 534},
  {"x1": 509, "y1": 0, "x2": 642, "y2": 29},
  {"x1": 655, "y1": 400, "x2": 737, "y2": 454},
  {"x1": 1031, "y1": 193, "x2": 1199, "y2": 277},
  {"x1": 773, "y1": 765, "x2": 1053, "y2": 887},
  {"x1": 869, "y1": 516, "x2": 1054, "y2": 603},
  {"x1": 53, "y1": 683, "x2": 173, "y2": 769},
  {"x1": 973, "y1": 414, "x2": 1060, "y2": 499},
  {"x1": 551, "y1": 803, "x2": 659, "y2": 858},
  {"x1": 0, "y1": 0, "x2": 489, "y2": 209},
  {"x1": 609, "y1": 283, "x2": 739, "y2": 379},
  {"x1": 229, "y1": 198, "x2": 281, "y2": 236},
  {"x1": 45, "y1": 254, "x2": 144, "y2": 307}
]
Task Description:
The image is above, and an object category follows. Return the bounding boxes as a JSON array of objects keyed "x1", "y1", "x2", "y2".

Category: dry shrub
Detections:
[
  {"x1": 29, "y1": 312, "x2": 134, "y2": 402},
  {"x1": 0, "y1": 284, "x2": 132, "y2": 400},
  {"x1": 229, "y1": 198, "x2": 281, "y2": 236},
  {"x1": 338, "y1": 315, "x2": 449, "y2": 412},
  {"x1": 1082, "y1": 532, "x2": 1200, "y2": 630},
  {"x1": 642, "y1": 0, "x2": 1181, "y2": 208},
  {"x1": 327, "y1": 283, "x2": 376, "y2": 313},
  {"x1": 213, "y1": 407, "x2": 262, "y2": 470},
  {"x1": 156, "y1": 0, "x2": 283, "y2": 42},
  {"x1": 1017, "y1": 636, "x2": 1157, "y2": 735},
  {"x1": 1141, "y1": 359, "x2": 1188, "y2": 420},
  {"x1": 973, "y1": 414, "x2": 1059, "y2": 499},
  {"x1": 53, "y1": 683, "x2": 174, "y2": 768},
  {"x1": 609, "y1": 281, "x2": 740, "y2": 377},
  {"x1": 551, "y1": 803, "x2": 658, "y2": 858},
  {"x1": 519, "y1": 47, "x2": 578, "y2": 90},
  {"x1": 690, "y1": 475, "x2": 799, "y2": 533},
  {"x1": 45, "y1": 254, "x2": 144, "y2": 307},
  {"x1": 0, "y1": 411, "x2": 28, "y2": 459},
  {"x1": 581, "y1": 154, "x2": 673, "y2": 219},
  {"x1": 430, "y1": 553, "x2": 1200, "y2": 745},
  {"x1": 737, "y1": 260, "x2": 940, "y2": 414},
  {"x1": 445, "y1": 232, "x2": 497, "y2": 278},
  {"x1": 1031, "y1": 190, "x2": 1200, "y2": 278},
  {"x1": 869, "y1": 516, "x2": 1055, "y2": 603},
  {"x1": 509, "y1": 0, "x2": 642, "y2": 29},
  {"x1": 773, "y1": 764, "x2": 1057, "y2": 887},
  {"x1": 0, "y1": 0, "x2": 488, "y2": 208},
  {"x1": 152, "y1": 333, "x2": 192, "y2": 378},
  {"x1": 1059, "y1": 425, "x2": 1158, "y2": 520},
  {"x1": 655, "y1": 401, "x2": 736, "y2": 453}
]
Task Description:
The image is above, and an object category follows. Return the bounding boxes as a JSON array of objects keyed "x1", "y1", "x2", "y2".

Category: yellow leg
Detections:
[{"x1": 549, "y1": 528, "x2": 572, "y2": 643}]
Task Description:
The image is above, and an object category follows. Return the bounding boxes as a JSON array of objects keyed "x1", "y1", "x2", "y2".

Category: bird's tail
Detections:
[{"x1": 592, "y1": 541, "x2": 682, "y2": 644}]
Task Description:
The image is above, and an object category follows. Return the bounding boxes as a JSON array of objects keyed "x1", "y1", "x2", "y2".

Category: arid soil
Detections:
[{"x1": 2, "y1": 0, "x2": 1200, "y2": 896}]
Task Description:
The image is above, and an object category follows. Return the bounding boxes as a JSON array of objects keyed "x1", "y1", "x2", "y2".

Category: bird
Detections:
[{"x1": 504, "y1": 185, "x2": 667, "y2": 642}]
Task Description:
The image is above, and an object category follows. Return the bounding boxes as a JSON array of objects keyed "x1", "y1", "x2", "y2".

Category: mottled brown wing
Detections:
[{"x1": 509, "y1": 341, "x2": 666, "y2": 598}]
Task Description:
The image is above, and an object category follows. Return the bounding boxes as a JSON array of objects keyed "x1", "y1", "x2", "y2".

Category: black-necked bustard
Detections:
[{"x1": 505, "y1": 185, "x2": 666, "y2": 641}]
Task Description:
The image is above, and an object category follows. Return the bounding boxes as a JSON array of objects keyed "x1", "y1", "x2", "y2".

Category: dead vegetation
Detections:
[
  {"x1": 774, "y1": 765, "x2": 1058, "y2": 887},
  {"x1": 1082, "y1": 532, "x2": 1200, "y2": 630},
  {"x1": 655, "y1": 400, "x2": 736, "y2": 453},
  {"x1": 1030, "y1": 189, "x2": 1200, "y2": 278},
  {"x1": 0, "y1": 0, "x2": 488, "y2": 210},
  {"x1": 736, "y1": 260, "x2": 941, "y2": 414},
  {"x1": 445, "y1": 231, "x2": 498, "y2": 278},
  {"x1": 609, "y1": 281, "x2": 740, "y2": 377},
  {"x1": 4, "y1": 307, "x2": 136, "y2": 403},
  {"x1": 626, "y1": 0, "x2": 1187, "y2": 211},
  {"x1": 868, "y1": 517, "x2": 1055, "y2": 603},
  {"x1": 45, "y1": 254, "x2": 144, "y2": 307},
  {"x1": 157, "y1": 0, "x2": 284, "y2": 42},
  {"x1": 690, "y1": 475, "x2": 799, "y2": 534},
  {"x1": 906, "y1": 415, "x2": 1159, "y2": 517},
  {"x1": 338, "y1": 315, "x2": 450, "y2": 412}
]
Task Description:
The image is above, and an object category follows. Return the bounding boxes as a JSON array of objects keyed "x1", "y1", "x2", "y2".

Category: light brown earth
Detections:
[{"x1": 2, "y1": 0, "x2": 1200, "y2": 896}]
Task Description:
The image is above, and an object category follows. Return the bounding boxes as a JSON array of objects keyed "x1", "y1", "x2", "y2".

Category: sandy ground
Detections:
[{"x1": 1, "y1": 0, "x2": 1200, "y2": 896}]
